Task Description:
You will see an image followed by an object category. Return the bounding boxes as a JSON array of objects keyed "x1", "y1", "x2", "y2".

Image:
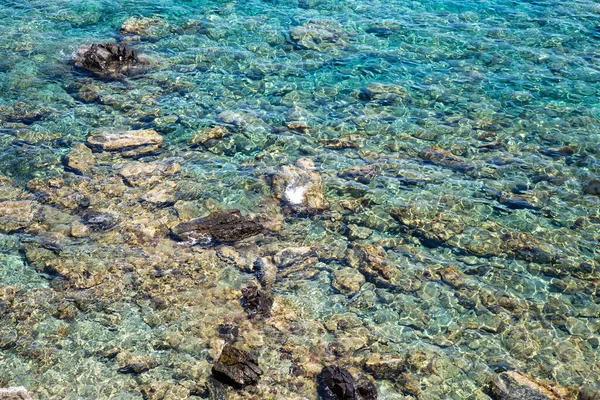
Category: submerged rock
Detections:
[
  {"x1": 121, "y1": 16, "x2": 170, "y2": 40},
  {"x1": 241, "y1": 286, "x2": 273, "y2": 318},
  {"x1": 333, "y1": 267, "x2": 365, "y2": 295},
  {"x1": 118, "y1": 159, "x2": 181, "y2": 187},
  {"x1": 74, "y1": 43, "x2": 145, "y2": 78},
  {"x1": 64, "y1": 143, "x2": 95, "y2": 175},
  {"x1": 318, "y1": 365, "x2": 376, "y2": 400},
  {"x1": 359, "y1": 83, "x2": 409, "y2": 105},
  {"x1": 270, "y1": 158, "x2": 329, "y2": 214},
  {"x1": 188, "y1": 126, "x2": 229, "y2": 148},
  {"x1": 318, "y1": 366, "x2": 356, "y2": 400},
  {"x1": 0, "y1": 387, "x2": 33, "y2": 400},
  {"x1": 583, "y1": 179, "x2": 600, "y2": 196},
  {"x1": 80, "y1": 210, "x2": 118, "y2": 231},
  {"x1": 86, "y1": 129, "x2": 163, "y2": 157},
  {"x1": 217, "y1": 324, "x2": 239, "y2": 344},
  {"x1": 0, "y1": 200, "x2": 36, "y2": 233},
  {"x1": 290, "y1": 20, "x2": 348, "y2": 51},
  {"x1": 212, "y1": 344, "x2": 262, "y2": 387},
  {"x1": 489, "y1": 371, "x2": 576, "y2": 400},
  {"x1": 338, "y1": 165, "x2": 380, "y2": 184},
  {"x1": 419, "y1": 146, "x2": 474, "y2": 173},
  {"x1": 170, "y1": 210, "x2": 263, "y2": 246}
]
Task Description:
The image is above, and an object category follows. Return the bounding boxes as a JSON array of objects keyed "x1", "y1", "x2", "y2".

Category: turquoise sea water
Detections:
[{"x1": 1, "y1": 0, "x2": 600, "y2": 398}]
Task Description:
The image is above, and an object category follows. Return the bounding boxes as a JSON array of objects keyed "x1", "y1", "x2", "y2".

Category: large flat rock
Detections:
[{"x1": 86, "y1": 129, "x2": 163, "y2": 157}]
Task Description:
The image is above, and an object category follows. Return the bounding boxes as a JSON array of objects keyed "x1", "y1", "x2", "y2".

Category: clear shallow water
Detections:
[{"x1": 1, "y1": 0, "x2": 600, "y2": 399}]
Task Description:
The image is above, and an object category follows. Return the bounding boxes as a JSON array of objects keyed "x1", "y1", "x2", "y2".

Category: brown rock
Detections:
[
  {"x1": 419, "y1": 145, "x2": 473, "y2": 173},
  {"x1": 286, "y1": 120, "x2": 309, "y2": 133},
  {"x1": 70, "y1": 220, "x2": 91, "y2": 238},
  {"x1": 86, "y1": 129, "x2": 163, "y2": 156},
  {"x1": 119, "y1": 160, "x2": 180, "y2": 187},
  {"x1": 212, "y1": 344, "x2": 261, "y2": 387},
  {"x1": 0, "y1": 200, "x2": 36, "y2": 233},
  {"x1": 333, "y1": 268, "x2": 365, "y2": 295},
  {"x1": 141, "y1": 181, "x2": 178, "y2": 206},
  {"x1": 121, "y1": 16, "x2": 169, "y2": 39},
  {"x1": 360, "y1": 82, "x2": 410, "y2": 104},
  {"x1": 64, "y1": 143, "x2": 95, "y2": 174},
  {"x1": 338, "y1": 165, "x2": 380, "y2": 184},
  {"x1": 187, "y1": 126, "x2": 229, "y2": 148},
  {"x1": 289, "y1": 20, "x2": 347, "y2": 51},
  {"x1": 270, "y1": 158, "x2": 329, "y2": 214},
  {"x1": 170, "y1": 209, "x2": 263, "y2": 246},
  {"x1": 347, "y1": 244, "x2": 392, "y2": 283},
  {"x1": 489, "y1": 371, "x2": 576, "y2": 400}
]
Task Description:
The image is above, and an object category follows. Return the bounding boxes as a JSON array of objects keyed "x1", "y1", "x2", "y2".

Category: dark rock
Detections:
[
  {"x1": 204, "y1": 376, "x2": 229, "y2": 400},
  {"x1": 118, "y1": 362, "x2": 157, "y2": 374},
  {"x1": 74, "y1": 43, "x2": 144, "y2": 78},
  {"x1": 356, "y1": 380, "x2": 378, "y2": 400},
  {"x1": 170, "y1": 210, "x2": 263, "y2": 246},
  {"x1": 583, "y1": 179, "x2": 600, "y2": 196},
  {"x1": 318, "y1": 365, "x2": 356, "y2": 400},
  {"x1": 80, "y1": 210, "x2": 118, "y2": 231},
  {"x1": 212, "y1": 344, "x2": 262, "y2": 387},
  {"x1": 241, "y1": 286, "x2": 273, "y2": 318},
  {"x1": 217, "y1": 324, "x2": 239, "y2": 343}
]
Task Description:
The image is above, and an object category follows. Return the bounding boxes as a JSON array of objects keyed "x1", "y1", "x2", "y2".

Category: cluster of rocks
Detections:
[{"x1": 2, "y1": 8, "x2": 599, "y2": 400}]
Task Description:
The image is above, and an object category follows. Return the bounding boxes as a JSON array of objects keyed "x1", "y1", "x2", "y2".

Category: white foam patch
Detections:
[{"x1": 284, "y1": 184, "x2": 308, "y2": 205}]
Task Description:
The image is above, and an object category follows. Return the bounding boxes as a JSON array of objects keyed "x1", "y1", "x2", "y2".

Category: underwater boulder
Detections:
[
  {"x1": 86, "y1": 129, "x2": 163, "y2": 157},
  {"x1": 419, "y1": 146, "x2": 474, "y2": 174},
  {"x1": 241, "y1": 286, "x2": 273, "y2": 318},
  {"x1": 270, "y1": 158, "x2": 329, "y2": 215},
  {"x1": 63, "y1": 143, "x2": 95, "y2": 175},
  {"x1": 318, "y1": 365, "x2": 356, "y2": 400},
  {"x1": 121, "y1": 16, "x2": 171, "y2": 41},
  {"x1": 332, "y1": 267, "x2": 365, "y2": 295},
  {"x1": 318, "y1": 365, "x2": 376, "y2": 400},
  {"x1": 80, "y1": 210, "x2": 118, "y2": 231},
  {"x1": 74, "y1": 43, "x2": 145, "y2": 78},
  {"x1": 583, "y1": 179, "x2": 600, "y2": 196},
  {"x1": 289, "y1": 20, "x2": 348, "y2": 51},
  {"x1": 0, "y1": 200, "x2": 37, "y2": 233},
  {"x1": 489, "y1": 371, "x2": 576, "y2": 400},
  {"x1": 0, "y1": 387, "x2": 33, "y2": 400},
  {"x1": 170, "y1": 210, "x2": 264, "y2": 246},
  {"x1": 212, "y1": 344, "x2": 262, "y2": 387},
  {"x1": 359, "y1": 83, "x2": 410, "y2": 105}
]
